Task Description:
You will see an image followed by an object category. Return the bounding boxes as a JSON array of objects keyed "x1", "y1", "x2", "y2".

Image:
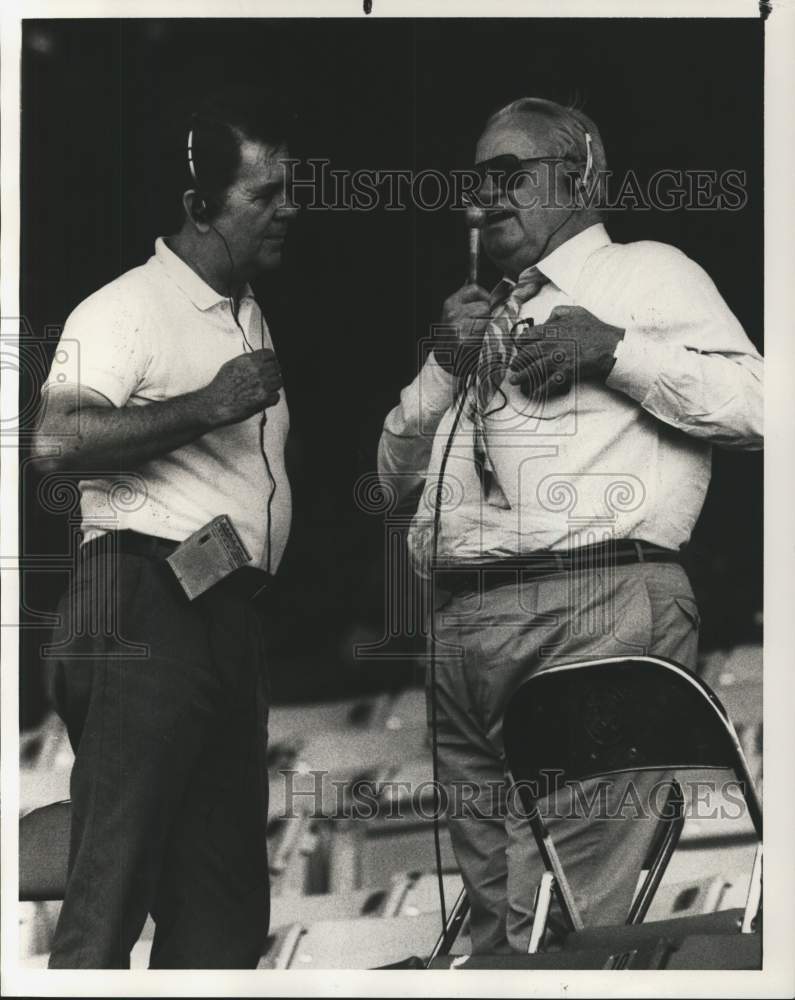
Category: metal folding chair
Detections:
[
  {"x1": 428, "y1": 654, "x2": 761, "y2": 964},
  {"x1": 500, "y1": 654, "x2": 762, "y2": 951},
  {"x1": 426, "y1": 779, "x2": 685, "y2": 964}
]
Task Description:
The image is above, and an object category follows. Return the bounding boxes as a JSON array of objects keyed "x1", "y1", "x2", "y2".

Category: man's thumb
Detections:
[{"x1": 547, "y1": 304, "x2": 576, "y2": 320}]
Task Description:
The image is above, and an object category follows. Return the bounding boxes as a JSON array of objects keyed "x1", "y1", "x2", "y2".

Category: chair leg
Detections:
[
  {"x1": 741, "y1": 843, "x2": 762, "y2": 933},
  {"x1": 527, "y1": 812, "x2": 585, "y2": 933},
  {"x1": 527, "y1": 872, "x2": 555, "y2": 954},
  {"x1": 626, "y1": 779, "x2": 685, "y2": 925},
  {"x1": 511, "y1": 780, "x2": 585, "y2": 932},
  {"x1": 425, "y1": 888, "x2": 470, "y2": 966}
]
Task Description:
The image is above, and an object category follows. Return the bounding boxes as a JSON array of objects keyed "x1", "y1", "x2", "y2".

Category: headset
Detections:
[
  {"x1": 187, "y1": 114, "x2": 276, "y2": 577},
  {"x1": 536, "y1": 128, "x2": 594, "y2": 261},
  {"x1": 580, "y1": 131, "x2": 595, "y2": 191},
  {"x1": 427, "y1": 125, "x2": 594, "y2": 932}
]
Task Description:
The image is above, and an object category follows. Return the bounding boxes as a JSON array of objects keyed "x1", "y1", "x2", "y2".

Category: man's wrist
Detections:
[{"x1": 182, "y1": 387, "x2": 218, "y2": 432}]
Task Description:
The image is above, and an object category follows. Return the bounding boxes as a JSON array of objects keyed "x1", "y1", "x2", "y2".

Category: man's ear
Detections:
[
  {"x1": 183, "y1": 189, "x2": 211, "y2": 232},
  {"x1": 563, "y1": 166, "x2": 586, "y2": 210}
]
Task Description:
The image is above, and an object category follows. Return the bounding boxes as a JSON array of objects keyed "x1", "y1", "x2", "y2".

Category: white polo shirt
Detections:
[{"x1": 43, "y1": 237, "x2": 291, "y2": 572}]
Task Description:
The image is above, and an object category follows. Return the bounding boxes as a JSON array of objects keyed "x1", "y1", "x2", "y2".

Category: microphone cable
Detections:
[
  {"x1": 428, "y1": 359, "x2": 475, "y2": 935},
  {"x1": 187, "y1": 114, "x2": 276, "y2": 577},
  {"x1": 424, "y1": 199, "x2": 569, "y2": 932},
  {"x1": 426, "y1": 190, "x2": 579, "y2": 934},
  {"x1": 211, "y1": 222, "x2": 276, "y2": 578},
  {"x1": 473, "y1": 198, "x2": 578, "y2": 427}
]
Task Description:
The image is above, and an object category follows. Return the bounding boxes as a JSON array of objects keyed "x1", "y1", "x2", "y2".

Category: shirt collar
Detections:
[
  {"x1": 501, "y1": 223, "x2": 611, "y2": 299},
  {"x1": 154, "y1": 237, "x2": 255, "y2": 312}
]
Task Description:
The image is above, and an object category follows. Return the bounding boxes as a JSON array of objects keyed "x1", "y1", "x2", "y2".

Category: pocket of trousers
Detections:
[
  {"x1": 642, "y1": 570, "x2": 701, "y2": 662},
  {"x1": 674, "y1": 595, "x2": 701, "y2": 630}
]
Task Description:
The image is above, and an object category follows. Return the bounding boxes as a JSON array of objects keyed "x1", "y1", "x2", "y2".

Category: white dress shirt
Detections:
[
  {"x1": 42, "y1": 238, "x2": 291, "y2": 571},
  {"x1": 377, "y1": 224, "x2": 763, "y2": 571}
]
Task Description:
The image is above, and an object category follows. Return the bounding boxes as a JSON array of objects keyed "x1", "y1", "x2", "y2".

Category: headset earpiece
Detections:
[
  {"x1": 566, "y1": 130, "x2": 594, "y2": 208},
  {"x1": 186, "y1": 118, "x2": 210, "y2": 223},
  {"x1": 583, "y1": 131, "x2": 593, "y2": 189}
]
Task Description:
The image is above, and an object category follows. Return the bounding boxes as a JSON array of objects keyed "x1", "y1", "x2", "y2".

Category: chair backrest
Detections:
[
  {"x1": 502, "y1": 655, "x2": 762, "y2": 839},
  {"x1": 19, "y1": 799, "x2": 71, "y2": 901}
]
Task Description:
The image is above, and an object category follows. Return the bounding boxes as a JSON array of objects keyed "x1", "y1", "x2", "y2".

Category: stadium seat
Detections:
[
  {"x1": 19, "y1": 799, "x2": 71, "y2": 902},
  {"x1": 261, "y1": 912, "x2": 467, "y2": 969}
]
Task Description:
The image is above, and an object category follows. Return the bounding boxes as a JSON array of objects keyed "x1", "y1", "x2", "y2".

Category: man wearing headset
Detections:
[
  {"x1": 378, "y1": 98, "x2": 763, "y2": 953},
  {"x1": 32, "y1": 86, "x2": 298, "y2": 968}
]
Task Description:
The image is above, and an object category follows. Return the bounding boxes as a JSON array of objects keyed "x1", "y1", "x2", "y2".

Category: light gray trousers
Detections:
[{"x1": 428, "y1": 560, "x2": 700, "y2": 954}]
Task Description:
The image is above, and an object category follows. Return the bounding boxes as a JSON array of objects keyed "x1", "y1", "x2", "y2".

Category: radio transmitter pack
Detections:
[{"x1": 166, "y1": 514, "x2": 252, "y2": 600}]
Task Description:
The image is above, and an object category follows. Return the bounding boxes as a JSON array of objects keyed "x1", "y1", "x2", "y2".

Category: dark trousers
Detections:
[{"x1": 46, "y1": 534, "x2": 271, "y2": 969}]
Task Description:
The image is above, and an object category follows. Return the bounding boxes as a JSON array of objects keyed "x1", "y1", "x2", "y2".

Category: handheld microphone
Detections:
[
  {"x1": 465, "y1": 203, "x2": 485, "y2": 285},
  {"x1": 467, "y1": 228, "x2": 480, "y2": 285}
]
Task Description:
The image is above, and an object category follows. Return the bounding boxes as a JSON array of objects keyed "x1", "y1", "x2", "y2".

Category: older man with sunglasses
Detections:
[{"x1": 377, "y1": 98, "x2": 763, "y2": 953}]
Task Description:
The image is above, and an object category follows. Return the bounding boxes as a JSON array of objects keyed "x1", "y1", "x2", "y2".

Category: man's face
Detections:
[
  {"x1": 213, "y1": 138, "x2": 297, "y2": 279},
  {"x1": 474, "y1": 114, "x2": 572, "y2": 279}
]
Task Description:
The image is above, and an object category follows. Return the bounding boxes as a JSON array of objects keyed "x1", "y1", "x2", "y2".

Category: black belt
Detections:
[
  {"x1": 433, "y1": 539, "x2": 681, "y2": 599},
  {"x1": 79, "y1": 529, "x2": 273, "y2": 604}
]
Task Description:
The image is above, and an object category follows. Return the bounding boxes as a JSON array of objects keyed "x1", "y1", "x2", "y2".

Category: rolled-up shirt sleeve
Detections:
[
  {"x1": 377, "y1": 352, "x2": 455, "y2": 502},
  {"x1": 604, "y1": 248, "x2": 763, "y2": 450}
]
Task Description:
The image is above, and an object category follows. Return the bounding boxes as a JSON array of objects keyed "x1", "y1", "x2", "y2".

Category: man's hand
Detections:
[
  {"x1": 200, "y1": 349, "x2": 283, "y2": 426},
  {"x1": 508, "y1": 305, "x2": 624, "y2": 399},
  {"x1": 433, "y1": 283, "x2": 493, "y2": 374}
]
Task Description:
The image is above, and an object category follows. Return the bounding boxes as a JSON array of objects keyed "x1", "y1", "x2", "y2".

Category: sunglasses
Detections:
[{"x1": 470, "y1": 154, "x2": 577, "y2": 201}]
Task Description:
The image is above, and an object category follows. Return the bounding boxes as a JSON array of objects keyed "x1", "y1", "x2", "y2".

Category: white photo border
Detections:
[{"x1": 2, "y1": 1, "x2": 792, "y2": 996}]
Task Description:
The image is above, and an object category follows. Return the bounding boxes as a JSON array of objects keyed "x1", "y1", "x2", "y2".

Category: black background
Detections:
[{"x1": 20, "y1": 18, "x2": 763, "y2": 725}]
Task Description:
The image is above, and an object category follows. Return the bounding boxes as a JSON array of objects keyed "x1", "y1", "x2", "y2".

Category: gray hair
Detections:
[{"x1": 486, "y1": 97, "x2": 607, "y2": 184}]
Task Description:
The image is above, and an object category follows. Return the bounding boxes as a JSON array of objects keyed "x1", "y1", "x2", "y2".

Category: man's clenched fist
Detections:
[{"x1": 200, "y1": 349, "x2": 283, "y2": 427}]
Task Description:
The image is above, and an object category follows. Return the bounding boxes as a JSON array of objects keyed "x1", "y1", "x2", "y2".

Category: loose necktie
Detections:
[{"x1": 472, "y1": 267, "x2": 549, "y2": 508}]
